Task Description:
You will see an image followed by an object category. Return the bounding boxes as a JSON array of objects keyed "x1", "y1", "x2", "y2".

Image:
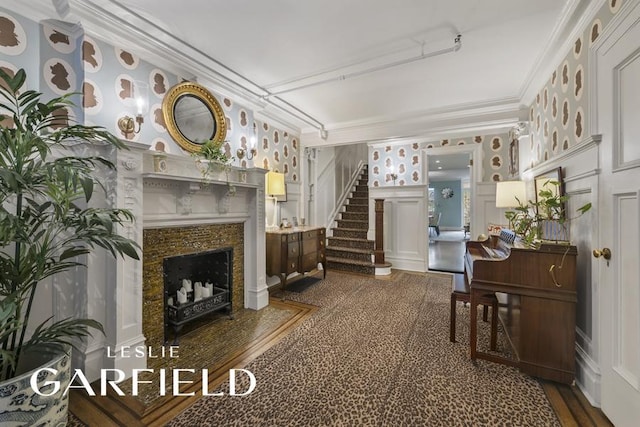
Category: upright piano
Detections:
[{"x1": 465, "y1": 230, "x2": 577, "y2": 384}]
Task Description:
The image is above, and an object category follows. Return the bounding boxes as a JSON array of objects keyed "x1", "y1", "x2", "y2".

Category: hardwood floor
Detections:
[
  {"x1": 69, "y1": 298, "x2": 317, "y2": 426},
  {"x1": 542, "y1": 380, "x2": 614, "y2": 427}
]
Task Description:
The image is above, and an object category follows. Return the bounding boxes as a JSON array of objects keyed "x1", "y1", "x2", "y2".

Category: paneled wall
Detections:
[
  {"x1": 521, "y1": 0, "x2": 625, "y2": 404},
  {"x1": 369, "y1": 186, "x2": 428, "y2": 272}
]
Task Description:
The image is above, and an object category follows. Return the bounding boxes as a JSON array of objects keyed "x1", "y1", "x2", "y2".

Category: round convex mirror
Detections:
[{"x1": 162, "y1": 82, "x2": 227, "y2": 153}]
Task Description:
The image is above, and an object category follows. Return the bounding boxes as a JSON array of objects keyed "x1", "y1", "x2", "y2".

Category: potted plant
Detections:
[
  {"x1": 505, "y1": 179, "x2": 591, "y2": 245},
  {"x1": 0, "y1": 68, "x2": 139, "y2": 425},
  {"x1": 193, "y1": 139, "x2": 236, "y2": 196}
]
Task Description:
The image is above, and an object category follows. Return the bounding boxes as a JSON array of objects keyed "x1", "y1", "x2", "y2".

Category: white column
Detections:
[{"x1": 245, "y1": 169, "x2": 269, "y2": 310}]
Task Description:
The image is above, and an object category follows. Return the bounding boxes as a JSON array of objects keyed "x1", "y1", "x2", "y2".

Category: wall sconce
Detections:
[
  {"x1": 117, "y1": 81, "x2": 148, "y2": 135},
  {"x1": 389, "y1": 165, "x2": 398, "y2": 185},
  {"x1": 236, "y1": 136, "x2": 257, "y2": 161}
]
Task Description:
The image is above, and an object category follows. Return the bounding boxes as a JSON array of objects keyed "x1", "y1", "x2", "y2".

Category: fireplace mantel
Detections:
[{"x1": 58, "y1": 142, "x2": 269, "y2": 381}]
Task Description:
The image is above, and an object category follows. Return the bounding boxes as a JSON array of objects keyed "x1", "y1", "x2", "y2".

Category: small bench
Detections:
[{"x1": 450, "y1": 273, "x2": 498, "y2": 351}]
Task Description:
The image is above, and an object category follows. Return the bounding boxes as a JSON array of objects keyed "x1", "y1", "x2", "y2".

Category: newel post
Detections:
[{"x1": 374, "y1": 199, "x2": 385, "y2": 264}]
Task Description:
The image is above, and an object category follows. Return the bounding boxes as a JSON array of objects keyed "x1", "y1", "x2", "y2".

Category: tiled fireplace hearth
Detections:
[
  {"x1": 143, "y1": 224, "x2": 244, "y2": 348},
  {"x1": 38, "y1": 142, "x2": 269, "y2": 381}
]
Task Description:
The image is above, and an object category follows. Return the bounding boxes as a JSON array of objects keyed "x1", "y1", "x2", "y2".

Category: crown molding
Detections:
[
  {"x1": 519, "y1": 0, "x2": 607, "y2": 106},
  {"x1": 301, "y1": 97, "x2": 524, "y2": 147},
  {"x1": 60, "y1": 1, "x2": 311, "y2": 131}
]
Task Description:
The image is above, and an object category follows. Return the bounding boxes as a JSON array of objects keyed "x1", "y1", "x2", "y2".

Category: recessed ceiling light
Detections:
[
  {"x1": 438, "y1": 166, "x2": 442, "y2": 170},
  {"x1": 435, "y1": 160, "x2": 440, "y2": 163}
]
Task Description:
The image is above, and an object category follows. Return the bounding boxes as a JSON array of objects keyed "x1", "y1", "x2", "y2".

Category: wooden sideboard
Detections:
[{"x1": 266, "y1": 226, "x2": 326, "y2": 293}]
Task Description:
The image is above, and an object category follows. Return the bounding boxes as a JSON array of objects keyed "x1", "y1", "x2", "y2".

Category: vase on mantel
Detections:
[{"x1": 196, "y1": 159, "x2": 230, "y2": 181}]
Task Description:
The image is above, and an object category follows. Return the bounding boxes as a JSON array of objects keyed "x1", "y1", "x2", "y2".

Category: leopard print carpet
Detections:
[{"x1": 169, "y1": 271, "x2": 560, "y2": 426}]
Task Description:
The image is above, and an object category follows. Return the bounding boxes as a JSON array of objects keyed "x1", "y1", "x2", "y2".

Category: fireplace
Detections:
[
  {"x1": 163, "y1": 247, "x2": 233, "y2": 343},
  {"x1": 44, "y1": 145, "x2": 269, "y2": 381}
]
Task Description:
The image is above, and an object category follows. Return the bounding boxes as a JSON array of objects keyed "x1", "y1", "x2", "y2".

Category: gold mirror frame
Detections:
[{"x1": 162, "y1": 81, "x2": 227, "y2": 153}]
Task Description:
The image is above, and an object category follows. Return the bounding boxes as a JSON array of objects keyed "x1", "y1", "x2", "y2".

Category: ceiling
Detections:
[
  {"x1": 17, "y1": 0, "x2": 592, "y2": 145},
  {"x1": 427, "y1": 153, "x2": 471, "y2": 182}
]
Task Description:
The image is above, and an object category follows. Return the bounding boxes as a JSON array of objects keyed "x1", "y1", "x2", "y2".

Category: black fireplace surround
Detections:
[{"x1": 163, "y1": 247, "x2": 233, "y2": 343}]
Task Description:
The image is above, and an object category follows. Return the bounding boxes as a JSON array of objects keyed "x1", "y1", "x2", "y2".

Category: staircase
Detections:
[{"x1": 326, "y1": 166, "x2": 376, "y2": 275}]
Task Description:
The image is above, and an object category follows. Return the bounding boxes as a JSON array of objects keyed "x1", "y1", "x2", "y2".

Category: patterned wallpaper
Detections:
[
  {"x1": 254, "y1": 119, "x2": 300, "y2": 182},
  {"x1": 369, "y1": 132, "x2": 512, "y2": 187},
  {"x1": 0, "y1": 7, "x2": 299, "y2": 182},
  {"x1": 526, "y1": 0, "x2": 624, "y2": 169}
]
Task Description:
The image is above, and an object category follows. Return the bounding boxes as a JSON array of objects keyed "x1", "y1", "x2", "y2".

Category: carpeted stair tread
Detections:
[
  {"x1": 326, "y1": 256, "x2": 375, "y2": 266},
  {"x1": 326, "y1": 246, "x2": 372, "y2": 255},
  {"x1": 340, "y1": 212, "x2": 368, "y2": 221},
  {"x1": 327, "y1": 236, "x2": 372, "y2": 244},
  {"x1": 327, "y1": 237, "x2": 374, "y2": 250},
  {"x1": 348, "y1": 198, "x2": 369, "y2": 205},
  {"x1": 331, "y1": 227, "x2": 369, "y2": 233},
  {"x1": 336, "y1": 219, "x2": 368, "y2": 229}
]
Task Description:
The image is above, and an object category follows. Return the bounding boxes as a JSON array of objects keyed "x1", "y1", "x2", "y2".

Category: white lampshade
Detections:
[
  {"x1": 496, "y1": 181, "x2": 526, "y2": 208},
  {"x1": 266, "y1": 171, "x2": 285, "y2": 196}
]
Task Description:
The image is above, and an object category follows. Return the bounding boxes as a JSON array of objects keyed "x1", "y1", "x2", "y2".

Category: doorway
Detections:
[{"x1": 424, "y1": 145, "x2": 479, "y2": 273}]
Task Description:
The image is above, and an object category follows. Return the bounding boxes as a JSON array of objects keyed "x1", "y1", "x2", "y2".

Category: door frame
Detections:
[
  {"x1": 423, "y1": 143, "x2": 481, "y2": 271},
  {"x1": 590, "y1": 0, "x2": 640, "y2": 423}
]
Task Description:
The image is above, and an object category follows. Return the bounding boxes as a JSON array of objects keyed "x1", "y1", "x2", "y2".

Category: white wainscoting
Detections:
[
  {"x1": 473, "y1": 182, "x2": 507, "y2": 238},
  {"x1": 522, "y1": 136, "x2": 601, "y2": 404},
  {"x1": 369, "y1": 186, "x2": 428, "y2": 271}
]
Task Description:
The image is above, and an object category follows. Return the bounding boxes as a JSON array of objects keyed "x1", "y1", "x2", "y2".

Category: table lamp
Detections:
[
  {"x1": 266, "y1": 171, "x2": 285, "y2": 228},
  {"x1": 496, "y1": 180, "x2": 526, "y2": 230}
]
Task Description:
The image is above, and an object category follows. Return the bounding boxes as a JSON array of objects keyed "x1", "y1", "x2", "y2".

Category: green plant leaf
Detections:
[{"x1": 577, "y1": 203, "x2": 592, "y2": 214}]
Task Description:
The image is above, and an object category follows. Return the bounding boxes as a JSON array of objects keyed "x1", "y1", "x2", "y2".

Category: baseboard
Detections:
[
  {"x1": 575, "y1": 342, "x2": 602, "y2": 407},
  {"x1": 385, "y1": 256, "x2": 424, "y2": 272},
  {"x1": 72, "y1": 343, "x2": 105, "y2": 383}
]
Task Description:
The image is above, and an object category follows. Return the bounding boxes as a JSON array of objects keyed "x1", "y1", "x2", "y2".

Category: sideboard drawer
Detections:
[
  {"x1": 288, "y1": 242, "x2": 300, "y2": 258},
  {"x1": 286, "y1": 259, "x2": 299, "y2": 274},
  {"x1": 301, "y1": 252, "x2": 318, "y2": 272}
]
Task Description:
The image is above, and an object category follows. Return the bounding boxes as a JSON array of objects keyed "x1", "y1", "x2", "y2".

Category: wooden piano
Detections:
[{"x1": 465, "y1": 229, "x2": 577, "y2": 384}]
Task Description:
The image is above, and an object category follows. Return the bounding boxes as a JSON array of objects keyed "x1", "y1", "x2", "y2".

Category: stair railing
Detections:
[{"x1": 326, "y1": 160, "x2": 366, "y2": 236}]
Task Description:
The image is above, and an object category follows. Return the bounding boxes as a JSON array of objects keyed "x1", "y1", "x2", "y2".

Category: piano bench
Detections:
[{"x1": 450, "y1": 275, "x2": 498, "y2": 351}]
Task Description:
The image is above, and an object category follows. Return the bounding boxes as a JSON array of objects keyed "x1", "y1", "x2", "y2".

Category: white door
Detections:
[{"x1": 594, "y1": 1, "x2": 640, "y2": 425}]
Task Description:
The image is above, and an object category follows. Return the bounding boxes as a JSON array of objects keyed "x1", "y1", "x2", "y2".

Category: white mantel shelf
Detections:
[{"x1": 142, "y1": 172, "x2": 261, "y2": 189}]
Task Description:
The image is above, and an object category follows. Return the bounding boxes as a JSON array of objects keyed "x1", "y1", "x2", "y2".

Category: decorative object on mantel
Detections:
[
  {"x1": 152, "y1": 152, "x2": 168, "y2": 173},
  {"x1": 0, "y1": 68, "x2": 139, "y2": 426},
  {"x1": 193, "y1": 139, "x2": 236, "y2": 195},
  {"x1": 441, "y1": 187, "x2": 454, "y2": 199}
]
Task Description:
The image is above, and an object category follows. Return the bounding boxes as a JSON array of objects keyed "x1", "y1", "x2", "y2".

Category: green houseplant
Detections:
[
  {"x1": 0, "y1": 68, "x2": 139, "y2": 423},
  {"x1": 193, "y1": 138, "x2": 236, "y2": 195},
  {"x1": 505, "y1": 179, "x2": 591, "y2": 245}
]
